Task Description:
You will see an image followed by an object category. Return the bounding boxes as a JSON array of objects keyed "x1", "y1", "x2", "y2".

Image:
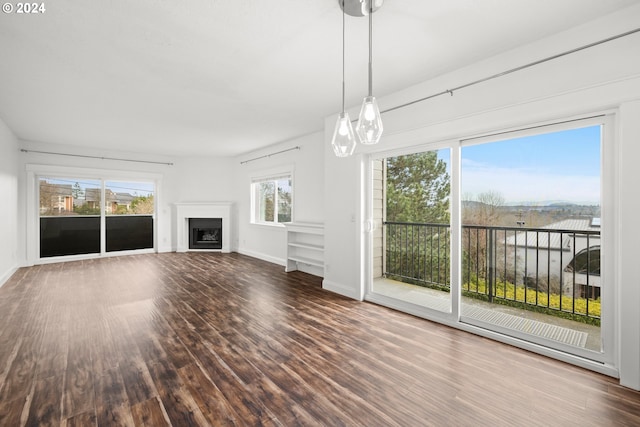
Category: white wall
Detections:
[
  {"x1": 163, "y1": 156, "x2": 236, "y2": 251},
  {"x1": 16, "y1": 140, "x2": 237, "y2": 259},
  {"x1": 0, "y1": 118, "x2": 19, "y2": 286},
  {"x1": 16, "y1": 134, "x2": 320, "y2": 262},
  {"x1": 618, "y1": 100, "x2": 640, "y2": 390},
  {"x1": 235, "y1": 132, "x2": 324, "y2": 265},
  {"x1": 323, "y1": 4, "x2": 640, "y2": 388}
]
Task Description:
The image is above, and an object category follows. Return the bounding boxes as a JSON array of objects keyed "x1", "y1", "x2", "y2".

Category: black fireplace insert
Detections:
[{"x1": 189, "y1": 218, "x2": 222, "y2": 250}]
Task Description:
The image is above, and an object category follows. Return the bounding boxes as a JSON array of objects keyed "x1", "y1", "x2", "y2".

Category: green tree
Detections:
[
  {"x1": 130, "y1": 195, "x2": 154, "y2": 214},
  {"x1": 386, "y1": 152, "x2": 450, "y2": 223},
  {"x1": 277, "y1": 181, "x2": 291, "y2": 222},
  {"x1": 259, "y1": 183, "x2": 275, "y2": 222},
  {"x1": 385, "y1": 151, "x2": 451, "y2": 288},
  {"x1": 72, "y1": 182, "x2": 83, "y2": 200},
  {"x1": 73, "y1": 204, "x2": 100, "y2": 215}
]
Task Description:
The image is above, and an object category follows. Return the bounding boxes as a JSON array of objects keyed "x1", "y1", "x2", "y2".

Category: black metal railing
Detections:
[{"x1": 384, "y1": 221, "x2": 601, "y2": 323}]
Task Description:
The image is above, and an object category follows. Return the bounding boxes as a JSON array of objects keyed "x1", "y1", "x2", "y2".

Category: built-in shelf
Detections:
[{"x1": 283, "y1": 222, "x2": 324, "y2": 277}]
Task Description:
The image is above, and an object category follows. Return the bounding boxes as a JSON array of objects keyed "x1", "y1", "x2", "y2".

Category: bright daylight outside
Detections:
[
  {"x1": 373, "y1": 124, "x2": 603, "y2": 354},
  {"x1": 39, "y1": 178, "x2": 155, "y2": 257}
]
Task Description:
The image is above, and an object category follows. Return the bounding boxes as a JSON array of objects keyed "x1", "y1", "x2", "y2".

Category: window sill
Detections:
[{"x1": 249, "y1": 222, "x2": 287, "y2": 230}]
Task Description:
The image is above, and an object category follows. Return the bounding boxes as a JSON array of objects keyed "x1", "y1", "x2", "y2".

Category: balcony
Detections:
[{"x1": 377, "y1": 221, "x2": 601, "y2": 351}]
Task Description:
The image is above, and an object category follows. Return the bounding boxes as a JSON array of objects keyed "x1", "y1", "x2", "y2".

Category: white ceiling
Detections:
[{"x1": 1, "y1": 0, "x2": 638, "y2": 157}]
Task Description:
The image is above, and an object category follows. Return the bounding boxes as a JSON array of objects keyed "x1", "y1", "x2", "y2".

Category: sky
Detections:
[
  {"x1": 437, "y1": 125, "x2": 601, "y2": 205},
  {"x1": 41, "y1": 178, "x2": 155, "y2": 196}
]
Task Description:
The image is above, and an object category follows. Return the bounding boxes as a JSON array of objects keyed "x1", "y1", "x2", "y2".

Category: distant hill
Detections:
[{"x1": 504, "y1": 200, "x2": 598, "y2": 207}]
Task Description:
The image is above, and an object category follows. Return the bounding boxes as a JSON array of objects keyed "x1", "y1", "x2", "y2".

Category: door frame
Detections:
[
  {"x1": 362, "y1": 112, "x2": 618, "y2": 376},
  {"x1": 26, "y1": 164, "x2": 162, "y2": 265}
]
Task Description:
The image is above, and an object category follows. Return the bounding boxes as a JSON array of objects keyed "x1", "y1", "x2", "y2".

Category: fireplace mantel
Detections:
[{"x1": 175, "y1": 202, "x2": 233, "y2": 253}]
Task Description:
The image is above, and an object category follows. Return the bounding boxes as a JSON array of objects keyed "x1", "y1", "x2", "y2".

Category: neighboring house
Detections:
[
  {"x1": 115, "y1": 192, "x2": 135, "y2": 212},
  {"x1": 39, "y1": 182, "x2": 73, "y2": 214},
  {"x1": 505, "y1": 218, "x2": 601, "y2": 299},
  {"x1": 84, "y1": 188, "x2": 134, "y2": 213}
]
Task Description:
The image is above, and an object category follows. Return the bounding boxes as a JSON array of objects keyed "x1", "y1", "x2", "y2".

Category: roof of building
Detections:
[{"x1": 505, "y1": 218, "x2": 600, "y2": 250}]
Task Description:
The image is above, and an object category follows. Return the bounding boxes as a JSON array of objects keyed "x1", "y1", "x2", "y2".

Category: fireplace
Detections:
[
  {"x1": 175, "y1": 202, "x2": 233, "y2": 253},
  {"x1": 189, "y1": 218, "x2": 222, "y2": 250}
]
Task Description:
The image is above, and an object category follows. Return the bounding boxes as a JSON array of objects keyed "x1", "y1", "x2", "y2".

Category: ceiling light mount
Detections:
[{"x1": 339, "y1": 0, "x2": 383, "y2": 17}]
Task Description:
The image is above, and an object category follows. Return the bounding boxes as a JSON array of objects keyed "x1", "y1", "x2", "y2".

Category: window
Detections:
[
  {"x1": 37, "y1": 176, "x2": 155, "y2": 258},
  {"x1": 251, "y1": 173, "x2": 292, "y2": 225},
  {"x1": 369, "y1": 115, "x2": 612, "y2": 364}
]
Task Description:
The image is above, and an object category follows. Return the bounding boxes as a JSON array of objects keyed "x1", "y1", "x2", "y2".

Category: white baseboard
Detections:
[
  {"x1": 322, "y1": 279, "x2": 362, "y2": 301},
  {"x1": 158, "y1": 244, "x2": 173, "y2": 253},
  {"x1": 0, "y1": 266, "x2": 18, "y2": 289},
  {"x1": 236, "y1": 247, "x2": 286, "y2": 267}
]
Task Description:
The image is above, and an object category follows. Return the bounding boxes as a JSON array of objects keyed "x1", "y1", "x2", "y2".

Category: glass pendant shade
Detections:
[
  {"x1": 331, "y1": 112, "x2": 357, "y2": 157},
  {"x1": 356, "y1": 95, "x2": 383, "y2": 144}
]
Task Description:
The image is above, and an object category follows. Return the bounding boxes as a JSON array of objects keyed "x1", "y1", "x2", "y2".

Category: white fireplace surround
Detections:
[{"x1": 175, "y1": 202, "x2": 233, "y2": 253}]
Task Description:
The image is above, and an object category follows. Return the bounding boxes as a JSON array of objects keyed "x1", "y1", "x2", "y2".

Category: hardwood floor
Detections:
[{"x1": 1, "y1": 253, "x2": 639, "y2": 426}]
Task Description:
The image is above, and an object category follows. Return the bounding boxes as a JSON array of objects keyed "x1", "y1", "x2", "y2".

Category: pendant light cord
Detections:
[
  {"x1": 341, "y1": 0, "x2": 346, "y2": 113},
  {"x1": 368, "y1": 1, "x2": 373, "y2": 97}
]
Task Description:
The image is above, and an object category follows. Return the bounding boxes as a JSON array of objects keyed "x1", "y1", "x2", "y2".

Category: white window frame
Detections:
[
  {"x1": 26, "y1": 164, "x2": 161, "y2": 265},
  {"x1": 363, "y1": 112, "x2": 618, "y2": 377},
  {"x1": 250, "y1": 166, "x2": 294, "y2": 226}
]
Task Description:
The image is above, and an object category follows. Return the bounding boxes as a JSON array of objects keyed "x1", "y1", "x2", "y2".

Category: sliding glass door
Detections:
[
  {"x1": 105, "y1": 181, "x2": 154, "y2": 252},
  {"x1": 459, "y1": 120, "x2": 606, "y2": 360},
  {"x1": 39, "y1": 178, "x2": 101, "y2": 257},
  {"x1": 38, "y1": 177, "x2": 155, "y2": 258},
  {"x1": 368, "y1": 116, "x2": 612, "y2": 363},
  {"x1": 371, "y1": 148, "x2": 453, "y2": 314}
]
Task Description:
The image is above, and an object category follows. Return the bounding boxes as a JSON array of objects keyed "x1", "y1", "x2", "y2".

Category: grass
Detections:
[{"x1": 386, "y1": 273, "x2": 601, "y2": 326}]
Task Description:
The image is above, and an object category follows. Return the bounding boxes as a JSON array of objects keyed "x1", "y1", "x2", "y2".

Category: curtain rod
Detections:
[
  {"x1": 240, "y1": 146, "x2": 301, "y2": 164},
  {"x1": 20, "y1": 149, "x2": 174, "y2": 166},
  {"x1": 382, "y1": 27, "x2": 640, "y2": 115}
]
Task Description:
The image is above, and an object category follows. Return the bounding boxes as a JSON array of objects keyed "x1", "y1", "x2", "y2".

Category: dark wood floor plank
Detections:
[
  {"x1": 62, "y1": 338, "x2": 95, "y2": 419},
  {"x1": 25, "y1": 375, "x2": 63, "y2": 427},
  {"x1": 130, "y1": 397, "x2": 171, "y2": 427},
  {"x1": 95, "y1": 402, "x2": 136, "y2": 427},
  {"x1": 0, "y1": 396, "x2": 27, "y2": 427},
  {"x1": 0, "y1": 252, "x2": 639, "y2": 427},
  {"x1": 0, "y1": 333, "x2": 41, "y2": 403},
  {"x1": 146, "y1": 359, "x2": 210, "y2": 426},
  {"x1": 118, "y1": 353, "x2": 159, "y2": 407},
  {"x1": 177, "y1": 363, "x2": 240, "y2": 426},
  {"x1": 63, "y1": 411, "x2": 97, "y2": 427}
]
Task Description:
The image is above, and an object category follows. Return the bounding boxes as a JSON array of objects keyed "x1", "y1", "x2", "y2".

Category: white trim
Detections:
[
  {"x1": 34, "y1": 248, "x2": 156, "y2": 265},
  {"x1": 236, "y1": 247, "x2": 285, "y2": 266},
  {"x1": 617, "y1": 100, "x2": 640, "y2": 390},
  {"x1": 175, "y1": 202, "x2": 233, "y2": 253},
  {"x1": 0, "y1": 266, "x2": 18, "y2": 289},
  {"x1": 322, "y1": 279, "x2": 363, "y2": 301},
  {"x1": 364, "y1": 112, "x2": 618, "y2": 377},
  {"x1": 26, "y1": 164, "x2": 162, "y2": 265},
  {"x1": 249, "y1": 164, "x2": 294, "y2": 225},
  {"x1": 248, "y1": 164, "x2": 295, "y2": 182},
  {"x1": 459, "y1": 113, "x2": 611, "y2": 147}
]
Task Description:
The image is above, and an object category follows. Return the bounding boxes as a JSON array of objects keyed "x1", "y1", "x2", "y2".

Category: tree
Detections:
[
  {"x1": 384, "y1": 151, "x2": 451, "y2": 288},
  {"x1": 462, "y1": 190, "x2": 505, "y2": 226},
  {"x1": 39, "y1": 180, "x2": 56, "y2": 215},
  {"x1": 259, "y1": 182, "x2": 275, "y2": 222},
  {"x1": 130, "y1": 195, "x2": 154, "y2": 214},
  {"x1": 277, "y1": 182, "x2": 291, "y2": 222},
  {"x1": 72, "y1": 182, "x2": 83, "y2": 200},
  {"x1": 386, "y1": 152, "x2": 450, "y2": 223}
]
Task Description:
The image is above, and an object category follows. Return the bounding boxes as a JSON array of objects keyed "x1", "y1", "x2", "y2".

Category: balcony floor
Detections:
[{"x1": 372, "y1": 277, "x2": 601, "y2": 351}]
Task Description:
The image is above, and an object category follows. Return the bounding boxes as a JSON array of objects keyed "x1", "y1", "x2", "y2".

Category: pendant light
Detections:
[
  {"x1": 355, "y1": 0, "x2": 383, "y2": 145},
  {"x1": 331, "y1": 0, "x2": 357, "y2": 158}
]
